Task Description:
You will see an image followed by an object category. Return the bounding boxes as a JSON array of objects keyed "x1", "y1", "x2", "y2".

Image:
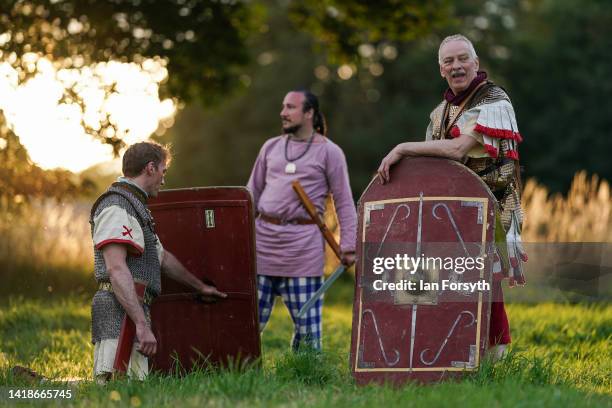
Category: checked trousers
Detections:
[{"x1": 257, "y1": 275, "x2": 323, "y2": 351}]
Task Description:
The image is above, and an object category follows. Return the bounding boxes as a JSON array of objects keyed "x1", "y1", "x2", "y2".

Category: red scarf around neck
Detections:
[{"x1": 444, "y1": 71, "x2": 488, "y2": 106}]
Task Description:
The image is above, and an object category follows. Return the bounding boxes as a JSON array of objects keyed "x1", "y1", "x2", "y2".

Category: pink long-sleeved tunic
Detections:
[{"x1": 247, "y1": 135, "x2": 357, "y2": 277}]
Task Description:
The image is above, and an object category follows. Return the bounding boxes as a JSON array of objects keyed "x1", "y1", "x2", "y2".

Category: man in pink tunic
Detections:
[{"x1": 247, "y1": 90, "x2": 357, "y2": 350}]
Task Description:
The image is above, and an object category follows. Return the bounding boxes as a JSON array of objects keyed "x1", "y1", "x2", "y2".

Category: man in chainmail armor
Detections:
[
  {"x1": 90, "y1": 142, "x2": 226, "y2": 383},
  {"x1": 378, "y1": 34, "x2": 528, "y2": 360}
]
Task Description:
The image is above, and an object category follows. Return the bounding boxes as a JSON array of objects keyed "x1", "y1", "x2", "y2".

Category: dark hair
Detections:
[
  {"x1": 294, "y1": 89, "x2": 327, "y2": 136},
  {"x1": 122, "y1": 141, "x2": 171, "y2": 177}
]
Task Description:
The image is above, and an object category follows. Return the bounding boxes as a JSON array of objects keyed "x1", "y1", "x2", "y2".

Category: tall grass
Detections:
[
  {"x1": 522, "y1": 171, "x2": 612, "y2": 242},
  {"x1": 0, "y1": 199, "x2": 92, "y2": 267},
  {"x1": 0, "y1": 199, "x2": 94, "y2": 298}
]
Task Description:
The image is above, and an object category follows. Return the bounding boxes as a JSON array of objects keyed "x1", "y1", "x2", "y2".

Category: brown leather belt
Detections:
[{"x1": 258, "y1": 213, "x2": 315, "y2": 225}]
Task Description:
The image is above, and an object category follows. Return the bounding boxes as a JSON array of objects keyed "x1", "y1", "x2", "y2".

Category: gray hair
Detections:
[{"x1": 438, "y1": 34, "x2": 478, "y2": 64}]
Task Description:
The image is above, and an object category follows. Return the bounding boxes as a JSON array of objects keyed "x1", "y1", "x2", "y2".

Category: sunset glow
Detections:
[{"x1": 0, "y1": 55, "x2": 176, "y2": 173}]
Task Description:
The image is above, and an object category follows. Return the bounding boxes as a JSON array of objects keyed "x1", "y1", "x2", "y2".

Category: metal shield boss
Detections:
[
  {"x1": 148, "y1": 187, "x2": 260, "y2": 373},
  {"x1": 350, "y1": 157, "x2": 497, "y2": 384}
]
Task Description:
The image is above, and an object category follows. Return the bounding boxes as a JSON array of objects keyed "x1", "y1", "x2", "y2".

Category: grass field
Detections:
[{"x1": 1, "y1": 278, "x2": 611, "y2": 407}]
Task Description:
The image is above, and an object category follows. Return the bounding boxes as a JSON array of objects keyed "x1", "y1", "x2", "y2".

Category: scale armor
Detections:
[{"x1": 429, "y1": 83, "x2": 523, "y2": 230}]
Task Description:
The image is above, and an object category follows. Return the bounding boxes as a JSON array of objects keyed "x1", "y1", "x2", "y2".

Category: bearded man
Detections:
[{"x1": 247, "y1": 90, "x2": 357, "y2": 351}]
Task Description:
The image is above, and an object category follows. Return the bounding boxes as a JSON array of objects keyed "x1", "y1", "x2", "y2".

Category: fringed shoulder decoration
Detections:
[{"x1": 474, "y1": 101, "x2": 522, "y2": 159}]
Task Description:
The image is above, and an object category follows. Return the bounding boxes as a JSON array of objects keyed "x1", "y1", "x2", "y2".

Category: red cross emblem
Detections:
[{"x1": 122, "y1": 225, "x2": 133, "y2": 239}]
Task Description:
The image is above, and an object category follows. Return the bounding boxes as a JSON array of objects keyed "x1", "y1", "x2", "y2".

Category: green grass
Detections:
[{"x1": 1, "y1": 280, "x2": 611, "y2": 407}]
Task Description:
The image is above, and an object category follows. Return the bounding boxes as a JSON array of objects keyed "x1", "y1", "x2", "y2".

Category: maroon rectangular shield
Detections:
[
  {"x1": 148, "y1": 187, "x2": 260, "y2": 372},
  {"x1": 350, "y1": 157, "x2": 496, "y2": 384}
]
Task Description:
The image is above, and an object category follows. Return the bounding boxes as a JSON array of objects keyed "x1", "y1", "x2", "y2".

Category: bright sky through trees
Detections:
[{"x1": 0, "y1": 55, "x2": 175, "y2": 172}]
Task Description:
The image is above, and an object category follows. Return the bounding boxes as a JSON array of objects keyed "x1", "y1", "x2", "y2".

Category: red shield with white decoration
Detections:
[{"x1": 350, "y1": 157, "x2": 497, "y2": 384}]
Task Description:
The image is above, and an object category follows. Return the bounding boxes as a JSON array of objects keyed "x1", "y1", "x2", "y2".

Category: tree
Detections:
[
  {"x1": 164, "y1": 0, "x2": 612, "y2": 195},
  {"x1": 288, "y1": 0, "x2": 450, "y2": 64},
  {"x1": 164, "y1": 2, "x2": 446, "y2": 193},
  {"x1": 0, "y1": 0, "x2": 259, "y2": 103},
  {"x1": 0, "y1": 0, "x2": 453, "y2": 144},
  {"x1": 444, "y1": 0, "x2": 612, "y2": 192},
  {"x1": 0, "y1": 0, "x2": 262, "y2": 198},
  {"x1": 0, "y1": 111, "x2": 80, "y2": 207},
  {"x1": 494, "y1": 0, "x2": 612, "y2": 192},
  {"x1": 0, "y1": 0, "x2": 452, "y2": 198}
]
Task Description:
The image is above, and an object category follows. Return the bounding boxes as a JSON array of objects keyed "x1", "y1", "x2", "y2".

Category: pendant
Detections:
[{"x1": 285, "y1": 162, "x2": 296, "y2": 174}]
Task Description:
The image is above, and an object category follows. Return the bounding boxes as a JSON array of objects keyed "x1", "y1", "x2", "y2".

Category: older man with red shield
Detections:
[{"x1": 377, "y1": 34, "x2": 528, "y2": 361}]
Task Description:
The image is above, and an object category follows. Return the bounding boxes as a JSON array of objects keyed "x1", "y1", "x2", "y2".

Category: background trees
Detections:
[{"x1": 1, "y1": 0, "x2": 610, "y2": 198}]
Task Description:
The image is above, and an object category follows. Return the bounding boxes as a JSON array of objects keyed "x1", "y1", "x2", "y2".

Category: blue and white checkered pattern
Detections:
[{"x1": 258, "y1": 275, "x2": 323, "y2": 351}]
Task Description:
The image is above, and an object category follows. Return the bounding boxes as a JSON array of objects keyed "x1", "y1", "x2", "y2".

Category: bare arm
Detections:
[
  {"x1": 377, "y1": 134, "x2": 478, "y2": 183},
  {"x1": 101, "y1": 243, "x2": 157, "y2": 356},
  {"x1": 161, "y1": 250, "x2": 227, "y2": 301}
]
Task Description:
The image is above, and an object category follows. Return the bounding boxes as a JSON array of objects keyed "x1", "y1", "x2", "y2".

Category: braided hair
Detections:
[{"x1": 294, "y1": 89, "x2": 327, "y2": 136}]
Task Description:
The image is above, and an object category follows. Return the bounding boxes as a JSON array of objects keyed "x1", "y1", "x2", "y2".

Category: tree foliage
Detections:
[
  {"x1": 0, "y1": 0, "x2": 452, "y2": 105},
  {"x1": 164, "y1": 2, "x2": 446, "y2": 192},
  {"x1": 492, "y1": 0, "x2": 612, "y2": 192},
  {"x1": 288, "y1": 0, "x2": 450, "y2": 64},
  {"x1": 3, "y1": 0, "x2": 608, "y2": 197},
  {"x1": 165, "y1": 0, "x2": 612, "y2": 195},
  {"x1": 439, "y1": 0, "x2": 612, "y2": 191},
  {"x1": 0, "y1": 112, "x2": 82, "y2": 208},
  {"x1": 0, "y1": 0, "x2": 259, "y2": 104},
  {"x1": 0, "y1": 0, "x2": 261, "y2": 199},
  {"x1": 0, "y1": 0, "x2": 453, "y2": 199}
]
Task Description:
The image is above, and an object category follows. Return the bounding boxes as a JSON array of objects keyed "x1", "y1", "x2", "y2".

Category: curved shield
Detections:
[
  {"x1": 350, "y1": 157, "x2": 497, "y2": 384},
  {"x1": 148, "y1": 187, "x2": 260, "y2": 373}
]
